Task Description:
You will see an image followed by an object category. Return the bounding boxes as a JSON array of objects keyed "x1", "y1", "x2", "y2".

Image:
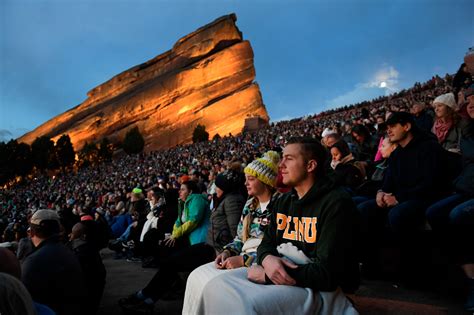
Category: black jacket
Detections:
[
  {"x1": 454, "y1": 125, "x2": 474, "y2": 196},
  {"x1": 207, "y1": 192, "x2": 246, "y2": 252},
  {"x1": 382, "y1": 131, "x2": 451, "y2": 203},
  {"x1": 70, "y1": 238, "x2": 106, "y2": 314},
  {"x1": 21, "y1": 235, "x2": 86, "y2": 315},
  {"x1": 332, "y1": 161, "x2": 363, "y2": 191},
  {"x1": 257, "y1": 177, "x2": 360, "y2": 292}
]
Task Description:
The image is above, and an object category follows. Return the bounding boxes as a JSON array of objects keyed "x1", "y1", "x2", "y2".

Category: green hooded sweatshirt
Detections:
[{"x1": 257, "y1": 177, "x2": 360, "y2": 292}]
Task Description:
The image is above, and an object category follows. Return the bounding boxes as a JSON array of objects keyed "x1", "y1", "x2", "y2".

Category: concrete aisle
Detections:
[{"x1": 98, "y1": 249, "x2": 183, "y2": 315}]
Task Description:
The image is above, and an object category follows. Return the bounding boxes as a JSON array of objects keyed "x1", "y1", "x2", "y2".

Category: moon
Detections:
[{"x1": 380, "y1": 81, "x2": 387, "y2": 88}]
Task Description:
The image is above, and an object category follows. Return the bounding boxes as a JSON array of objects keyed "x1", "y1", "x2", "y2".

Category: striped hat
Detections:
[{"x1": 244, "y1": 151, "x2": 280, "y2": 187}]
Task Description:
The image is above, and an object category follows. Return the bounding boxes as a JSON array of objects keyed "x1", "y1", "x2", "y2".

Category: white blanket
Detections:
[{"x1": 182, "y1": 262, "x2": 358, "y2": 315}]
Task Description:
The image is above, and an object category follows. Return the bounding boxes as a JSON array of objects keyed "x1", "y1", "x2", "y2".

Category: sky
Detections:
[{"x1": 0, "y1": 0, "x2": 473, "y2": 141}]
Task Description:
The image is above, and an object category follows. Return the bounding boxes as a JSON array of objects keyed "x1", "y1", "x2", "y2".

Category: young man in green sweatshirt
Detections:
[
  {"x1": 190, "y1": 138, "x2": 360, "y2": 314},
  {"x1": 248, "y1": 137, "x2": 360, "y2": 292}
]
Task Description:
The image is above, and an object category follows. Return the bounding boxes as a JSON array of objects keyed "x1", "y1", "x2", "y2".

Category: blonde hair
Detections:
[
  {"x1": 241, "y1": 198, "x2": 259, "y2": 242},
  {"x1": 241, "y1": 185, "x2": 274, "y2": 242}
]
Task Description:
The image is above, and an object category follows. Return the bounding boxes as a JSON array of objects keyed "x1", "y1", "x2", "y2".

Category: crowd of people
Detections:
[{"x1": 0, "y1": 49, "x2": 473, "y2": 314}]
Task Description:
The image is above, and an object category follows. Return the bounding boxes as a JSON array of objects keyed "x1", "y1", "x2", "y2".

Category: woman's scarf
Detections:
[
  {"x1": 432, "y1": 118, "x2": 453, "y2": 144},
  {"x1": 330, "y1": 153, "x2": 355, "y2": 170}
]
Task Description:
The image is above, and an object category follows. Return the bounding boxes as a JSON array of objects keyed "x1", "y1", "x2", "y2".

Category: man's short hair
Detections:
[
  {"x1": 411, "y1": 102, "x2": 425, "y2": 108},
  {"x1": 286, "y1": 137, "x2": 328, "y2": 177},
  {"x1": 30, "y1": 220, "x2": 60, "y2": 239}
]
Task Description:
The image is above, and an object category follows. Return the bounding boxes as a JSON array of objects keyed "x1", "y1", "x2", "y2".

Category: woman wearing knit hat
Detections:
[
  {"x1": 182, "y1": 151, "x2": 282, "y2": 315},
  {"x1": 432, "y1": 92, "x2": 471, "y2": 153},
  {"x1": 208, "y1": 169, "x2": 247, "y2": 253}
]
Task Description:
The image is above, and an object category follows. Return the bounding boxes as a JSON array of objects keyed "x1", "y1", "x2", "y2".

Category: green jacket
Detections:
[
  {"x1": 257, "y1": 177, "x2": 360, "y2": 292},
  {"x1": 172, "y1": 193, "x2": 210, "y2": 245}
]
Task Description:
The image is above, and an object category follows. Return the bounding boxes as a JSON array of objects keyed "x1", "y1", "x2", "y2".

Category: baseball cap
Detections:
[
  {"x1": 30, "y1": 209, "x2": 60, "y2": 225},
  {"x1": 385, "y1": 112, "x2": 415, "y2": 126}
]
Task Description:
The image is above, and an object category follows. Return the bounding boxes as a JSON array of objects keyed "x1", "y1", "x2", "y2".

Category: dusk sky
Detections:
[{"x1": 0, "y1": 0, "x2": 472, "y2": 141}]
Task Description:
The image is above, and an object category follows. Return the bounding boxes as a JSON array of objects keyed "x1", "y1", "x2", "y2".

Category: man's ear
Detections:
[
  {"x1": 403, "y1": 122, "x2": 412, "y2": 132},
  {"x1": 307, "y1": 160, "x2": 318, "y2": 173}
]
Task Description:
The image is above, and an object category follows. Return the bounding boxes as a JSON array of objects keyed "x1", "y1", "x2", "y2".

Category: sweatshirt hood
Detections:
[
  {"x1": 185, "y1": 193, "x2": 208, "y2": 204},
  {"x1": 290, "y1": 176, "x2": 338, "y2": 206}
]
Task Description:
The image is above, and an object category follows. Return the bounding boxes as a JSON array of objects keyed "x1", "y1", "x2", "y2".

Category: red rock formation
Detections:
[{"x1": 18, "y1": 14, "x2": 269, "y2": 151}]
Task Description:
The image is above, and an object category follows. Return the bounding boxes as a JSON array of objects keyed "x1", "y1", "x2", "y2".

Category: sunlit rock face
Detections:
[{"x1": 18, "y1": 14, "x2": 269, "y2": 151}]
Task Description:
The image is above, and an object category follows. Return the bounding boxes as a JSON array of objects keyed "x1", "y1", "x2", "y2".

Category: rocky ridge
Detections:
[{"x1": 18, "y1": 14, "x2": 269, "y2": 151}]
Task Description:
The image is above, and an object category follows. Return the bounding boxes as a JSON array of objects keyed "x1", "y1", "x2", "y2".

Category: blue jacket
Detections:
[{"x1": 109, "y1": 213, "x2": 133, "y2": 238}]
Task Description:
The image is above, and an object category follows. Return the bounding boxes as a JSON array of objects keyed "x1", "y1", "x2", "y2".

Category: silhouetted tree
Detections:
[
  {"x1": 122, "y1": 126, "x2": 145, "y2": 154},
  {"x1": 78, "y1": 142, "x2": 99, "y2": 168},
  {"x1": 31, "y1": 136, "x2": 55, "y2": 172},
  {"x1": 0, "y1": 141, "x2": 14, "y2": 185},
  {"x1": 55, "y1": 134, "x2": 75, "y2": 171},
  {"x1": 192, "y1": 124, "x2": 209, "y2": 143},
  {"x1": 212, "y1": 133, "x2": 221, "y2": 141},
  {"x1": 0, "y1": 140, "x2": 34, "y2": 185},
  {"x1": 98, "y1": 138, "x2": 113, "y2": 162},
  {"x1": 14, "y1": 142, "x2": 33, "y2": 177}
]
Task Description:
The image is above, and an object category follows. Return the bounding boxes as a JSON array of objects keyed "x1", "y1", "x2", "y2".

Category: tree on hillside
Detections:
[
  {"x1": 31, "y1": 136, "x2": 55, "y2": 172},
  {"x1": 0, "y1": 140, "x2": 34, "y2": 185},
  {"x1": 55, "y1": 134, "x2": 75, "y2": 171},
  {"x1": 0, "y1": 141, "x2": 15, "y2": 185},
  {"x1": 98, "y1": 138, "x2": 113, "y2": 162},
  {"x1": 122, "y1": 126, "x2": 145, "y2": 154},
  {"x1": 192, "y1": 124, "x2": 209, "y2": 143},
  {"x1": 14, "y1": 142, "x2": 33, "y2": 178},
  {"x1": 78, "y1": 142, "x2": 99, "y2": 168}
]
